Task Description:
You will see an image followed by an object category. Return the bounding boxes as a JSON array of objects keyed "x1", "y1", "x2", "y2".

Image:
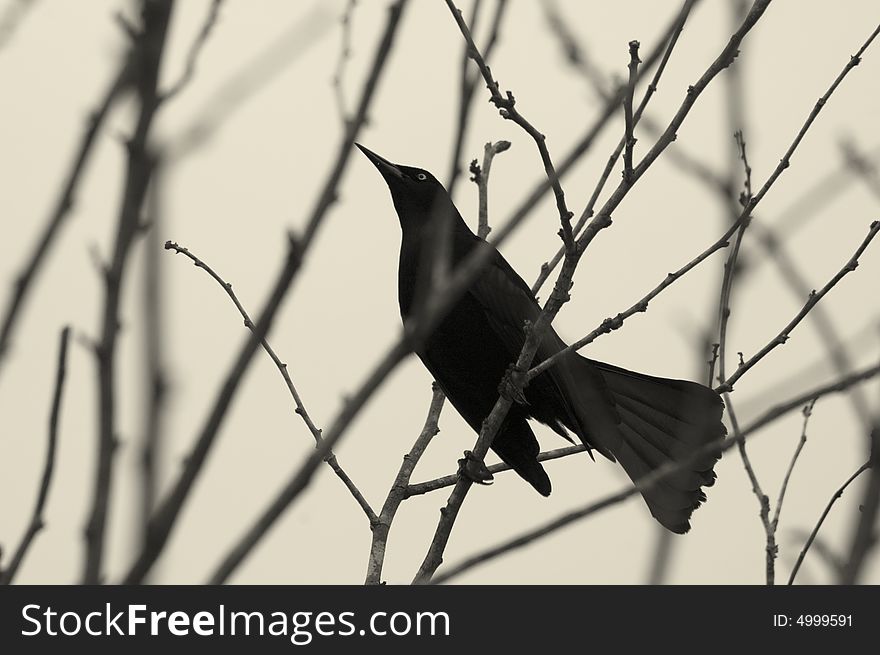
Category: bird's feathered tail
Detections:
[{"x1": 564, "y1": 357, "x2": 725, "y2": 534}]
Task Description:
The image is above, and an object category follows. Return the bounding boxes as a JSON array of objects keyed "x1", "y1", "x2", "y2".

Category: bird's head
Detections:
[{"x1": 356, "y1": 144, "x2": 455, "y2": 230}]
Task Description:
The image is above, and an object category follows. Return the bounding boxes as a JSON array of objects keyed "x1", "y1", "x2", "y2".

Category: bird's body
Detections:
[{"x1": 358, "y1": 144, "x2": 725, "y2": 533}]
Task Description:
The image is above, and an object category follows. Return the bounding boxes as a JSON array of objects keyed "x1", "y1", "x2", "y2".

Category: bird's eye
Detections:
[{"x1": 416, "y1": 173, "x2": 427, "y2": 181}]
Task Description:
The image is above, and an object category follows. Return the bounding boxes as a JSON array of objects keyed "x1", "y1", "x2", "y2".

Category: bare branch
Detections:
[
  {"x1": 207, "y1": 337, "x2": 411, "y2": 584},
  {"x1": 161, "y1": 0, "x2": 225, "y2": 102},
  {"x1": 165, "y1": 5, "x2": 336, "y2": 160},
  {"x1": 772, "y1": 401, "x2": 815, "y2": 532},
  {"x1": 447, "y1": 0, "x2": 509, "y2": 197},
  {"x1": 532, "y1": 0, "x2": 702, "y2": 294},
  {"x1": 83, "y1": 0, "x2": 174, "y2": 584},
  {"x1": 622, "y1": 40, "x2": 640, "y2": 183},
  {"x1": 474, "y1": 140, "x2": 510, "y2": 239},
  {"x1": 840, "y1": 426, "x2": 880, "y2": 584},
  {"x1": 331, "y1": 0, "x2": 357, "y2": 123},
  {"x1": 301, "y1": 0, "x2": 410, "y2": 250},
  {"x1": 163, "y1": 240, "x2": 377, "y2": 524},
  {"x1": 789, "y1": 461, "x2": 871, "y2": 585},
  {"x1": 0, "y1": 327, "x2": 70, "y2": 585},
  {"x1": 718, "y1": 220, "x2": 880, "y2": 393},
  {"x1": 122, "y1": 236, "x2": 304, "y2": 584},
  {"x1": 365, "y1": 386, "x2": 445, "y2": 584},
  {"x1": 0, "y1": 60, "x2": 130, "y2": 381},
  {"x1": 138, "y1": 166, "x2": 170, "y2": 562},
  {"x1": 405, "y1": 445, "x2": 585, "y2": 498},
  {"x1": 445, "y1": 0, "x2": 575, "y2": 250}
]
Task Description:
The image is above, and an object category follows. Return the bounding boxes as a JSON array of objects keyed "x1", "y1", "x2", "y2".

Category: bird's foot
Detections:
[
  {"x1": 498, "y1": 364, "x2": 529, "y2": 405},
  {"x1": 458, "y1": 450, "x2": 494, "y2": 486}
]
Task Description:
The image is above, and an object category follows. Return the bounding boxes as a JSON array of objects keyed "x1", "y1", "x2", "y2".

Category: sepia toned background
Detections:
[{"x1": 1, "y1": 0, "x2": 878, "y2": 584}]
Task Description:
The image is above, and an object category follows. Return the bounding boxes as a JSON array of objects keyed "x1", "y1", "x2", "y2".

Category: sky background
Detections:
[{"x1": 1, "y1": 0, "x2": 879, "y2": 584}]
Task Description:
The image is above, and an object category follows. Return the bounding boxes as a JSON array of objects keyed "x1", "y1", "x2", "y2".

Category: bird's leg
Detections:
[
  {"x1": 498, "y1": 363, "x2": 529, "y2": 405},
  {"x1": 458, "y1": 450, "x2": 494, "y2": 486}
]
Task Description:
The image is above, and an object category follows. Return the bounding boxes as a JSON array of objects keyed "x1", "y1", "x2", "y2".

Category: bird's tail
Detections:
[{"x1": 579, "y1": 358, "x2": 725, "y2": 533}]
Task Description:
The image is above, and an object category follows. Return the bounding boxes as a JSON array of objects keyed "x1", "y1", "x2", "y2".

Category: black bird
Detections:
[{"x1": 357, "y1": 144, "x2": 725, "y2": 533}]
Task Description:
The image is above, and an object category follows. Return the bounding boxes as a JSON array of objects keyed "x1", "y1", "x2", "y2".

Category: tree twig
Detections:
[
  {"x1": 788, "y1": 461, "x2": 871, "y2": 584},
  {"x1": 840, "y1": 426, "x2": 880, "y2": 584},
  {"x1": 164, "y1": 239, "x2": 377, "y2": 524},
  {"x1": 161, "y1": 0, "x2": 225, "y2": 102},
  {"x1": 445, "y1": 0, "x2": 575, "y2": 250},
  {"x1": 83, "y1": 0, "x2": 174, "y2": 584},
  {"x1": 0, "y1": 327, "x2": 70, "y2": 585},
  {"x1": 165, "y1": 5, "x2": 336, "y2": 161},
  {"x1": 472, "y1": 140, "x2": 510, "y2": 239},
  {"x1": 772, "y1": 401, "x2": 815, "y2": 532},
  {"x1": 138, "y1": 164, "x2": 170, "y2": 566},
  {"x1": 717, "y1": 130, "x2": 775, "y2": 582},
  {"x1": 717, "y1": 220, "x2": 880, "y2": 393},
  {"x1": 405, "y1": 445, "x2": 585, "y2": 498},
  {"x1": 531, "y1": 0, "x2": 701, "y2": 294},
  {"x1": 122, "y1": 235, "x2": 304, "y2": 584},
  {"x1": 331, "y1": 0, "x2": 357, "y2": 124},
  {"x1": 301, "y1": 0, "x2": 410, "y2": 250},
  {"x1": 0, "y1": 59, "x2": 130, "y2": 381},
  {"x1": 446, "y1": 0, "x2": 509, "y2": 197},
  {"x1": 622, "y1": 40, "x2": 640, "y2": 183},
  {"x1": 365, "y1": 386, "x2": 445, "y2": 584}
]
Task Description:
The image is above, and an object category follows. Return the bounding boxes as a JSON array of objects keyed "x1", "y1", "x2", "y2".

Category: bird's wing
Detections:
[{"x1": 467, "y1": 248, "x2": 622, "y2": 457}]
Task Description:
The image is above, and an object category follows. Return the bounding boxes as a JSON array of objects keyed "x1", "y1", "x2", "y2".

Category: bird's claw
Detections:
[
  {"x1": 458, "y1": 450, "x2": 494, "y2": 486},
  {"x1": 498, "y1": 364, "x2": 529, "y2": 405}
]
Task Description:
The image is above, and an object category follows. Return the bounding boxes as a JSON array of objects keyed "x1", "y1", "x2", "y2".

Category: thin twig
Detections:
[
  {"x1": 718, "y1": 130, "x2": 774, "y2": 582},
  {"x1": 161, "y1": 0, "x2": 225, "y2": 102},
  {"x1": 531, "y1": 0, "x2": 701, "y2": 294},
  {"x1": 772, "y1": 401, "x2": 815, "y2": 532},
  {"x1": 164, "y1": 240, "x2": 377, "y2": 524},
  {"x1": 165, "y1": 5, "x2": 336, "y2": 161},
  {"x1": 431, "y1": 364, "x2": 880, "y2": 584},
  {"x1": 789, "y1": 461, "x2": 871, "y2": 585},
  {"x1": 0, "y1": 60, "x2": 130, "y2": 381},
  {"x1": 207, "y1": 338, "x2": 411, "y2": 584},
  {"x1": 717, "y1": 220, "x2": 880, "y2": 393},
  {"x1": 622, "y1": 40, "x2": 640, "y2": 183},
  {"x1": 123, "y1": 236, "x2": 304, "y2": 584},
  {"x1": 445, "y1": 0, "x2": 575, "y2": 250},
  {"x1": 332, "y1": 0, "x2": 357, "y2": 123},
  {"x1": 83, "y1": 0, "x2": 174, "y2": 585},
  {"x1": 138, "y1": 165, "x2": 169, "y2": 563},
  {"x1": 301, "y1": 0, "x2": 410, "y2": 250},
  {"x1": 840, "y1": 426, "x2": 880, "y2": 584},
  {"x1": 365, "y1": 386, "x2": 445, "y2": 584},
  {"x1": 0, "y1": 327, "x2": 70, "y2": 585},
  {"x1": 405, "y1": 445, "x2": 585, "y2": 498},
  {"x1": 447, "y1": 0, "x2": 509, "y2": 197},
  {"x1": 475, "y1": 140, "x2": 510, "y2": 239}
]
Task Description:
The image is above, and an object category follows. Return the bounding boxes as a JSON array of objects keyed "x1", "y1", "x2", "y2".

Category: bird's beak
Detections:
[{"x1": 355, "y1": 143, "x2": 404, "y2": 181}]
